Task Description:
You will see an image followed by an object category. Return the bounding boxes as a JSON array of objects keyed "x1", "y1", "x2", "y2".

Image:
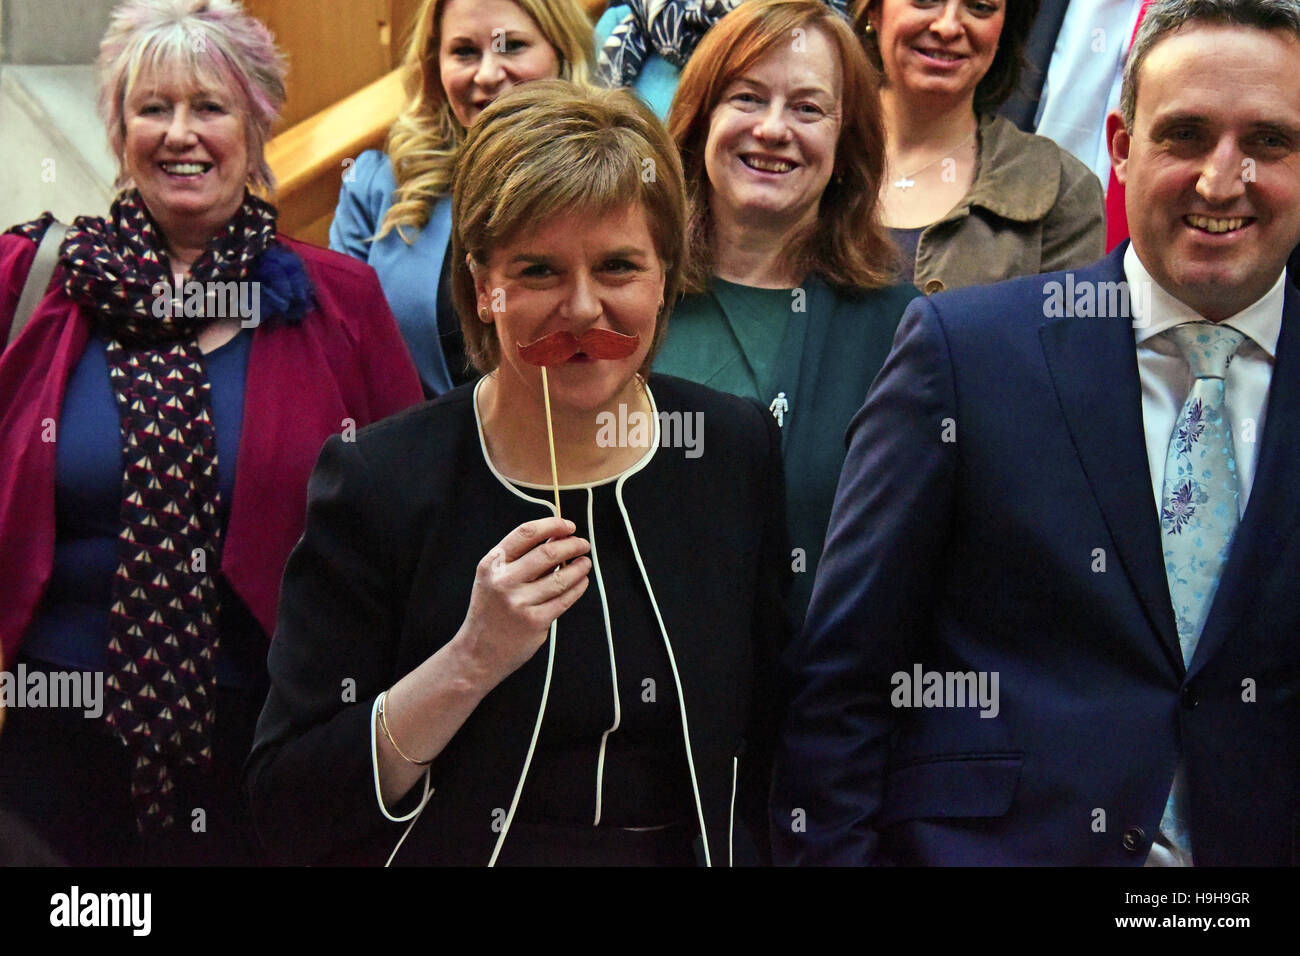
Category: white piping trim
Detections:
[
  {"x1": 488, "y1": 622, "x2": 557, "y2": 867},
  {"x1": 370, "y1": 693, "x2": 434, "y2": 867},
  {"x1": 472, "y1": 377, "x2": 660, "y2": 493},
  {"x1": 729, "y1": 756, "x2": 738, "y2": 868},
  {"x1": 590, "y1": 486, "x2": 622, "y2": 826},
  {"x1": 385, "y1": 785, "x2": 431, "y2": 868},
  {"x1": 610, "y1": 394, "x2": 714, "y2": 866},
  {"x1": 469, "y1": 378, "x2": 657, "y2": 861},
  {"x1": 473, "y1": 381, "x2": 563, "y2": 511},
  {"x1": 471, "y1": 379, "x2": 563, "y2": 866},
  {"x1": 612, "y1": 493, "x2": 711, "y2": 865}
]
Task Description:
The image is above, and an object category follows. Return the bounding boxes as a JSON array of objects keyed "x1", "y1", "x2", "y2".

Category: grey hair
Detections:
[
  {"x1": 99, "y1": 0, "x2": 287, "y2": 192},
  {"x1": 1120, "y1": 0, "x2": 1300, "y2": 128}
]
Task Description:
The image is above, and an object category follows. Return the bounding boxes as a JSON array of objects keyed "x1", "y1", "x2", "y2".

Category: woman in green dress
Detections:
[{"x1": 656, "y1": 0, "x2": 917, "y2": 624}]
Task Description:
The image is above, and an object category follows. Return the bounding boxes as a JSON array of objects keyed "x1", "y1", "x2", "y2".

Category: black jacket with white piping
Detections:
[{"x1": 245, "y1": 374, "x2": 790, "y2": 865}]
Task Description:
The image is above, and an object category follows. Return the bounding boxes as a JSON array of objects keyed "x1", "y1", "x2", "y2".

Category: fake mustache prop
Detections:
[
  {"x1": 513, "y1": 329, "x2": 641, "y2": 523},
  {"x1": 516, "y1": 328, "x2": 641, "y2": 367}
]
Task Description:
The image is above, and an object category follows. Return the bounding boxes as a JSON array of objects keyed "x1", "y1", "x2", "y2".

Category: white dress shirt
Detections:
[
  {"x1": 1035, "y1": 0, "x2": 1144, "y2": 187},
  {"x1": 1125, "y1": 244, "x2": 1284, "y2": 865}
]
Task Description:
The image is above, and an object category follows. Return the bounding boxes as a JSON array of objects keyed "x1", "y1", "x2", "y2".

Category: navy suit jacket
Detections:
[
  {"x1": 772, "y1": 246, "x2": 1300, "y2": 865},
  {"x1": 999, "y1": 0, "x2": 1069, "y2": 132}
]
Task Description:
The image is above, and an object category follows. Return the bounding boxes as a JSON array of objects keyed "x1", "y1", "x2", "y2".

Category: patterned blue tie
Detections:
[{"x1": 1155, "y1": 321, "x2": 1245, "y2": 862}]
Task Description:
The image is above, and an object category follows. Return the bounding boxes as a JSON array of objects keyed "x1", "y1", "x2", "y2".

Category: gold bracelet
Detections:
[{"x1": 377, "y1": 690, "x2": 432, "y2": 766}]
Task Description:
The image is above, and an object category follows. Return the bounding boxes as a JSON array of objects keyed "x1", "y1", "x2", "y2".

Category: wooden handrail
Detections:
[{"x1": 267, "y1": 68, "x2": 405, "y2": 199}]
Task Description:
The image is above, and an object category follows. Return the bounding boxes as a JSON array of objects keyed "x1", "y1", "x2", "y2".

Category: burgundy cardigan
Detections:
[{"x1": 0, "y1": 233, "x2": 424, "y2": 660}]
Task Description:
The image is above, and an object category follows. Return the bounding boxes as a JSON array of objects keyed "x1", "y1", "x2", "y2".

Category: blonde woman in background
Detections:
[{"x1": 331, "y1": 0, "x2": 596, "y2": 396}]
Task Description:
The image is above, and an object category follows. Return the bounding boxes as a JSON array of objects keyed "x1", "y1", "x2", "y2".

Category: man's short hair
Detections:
[{"x1": 1121, "y1": 0, "x2": 1300, "y2": 129}]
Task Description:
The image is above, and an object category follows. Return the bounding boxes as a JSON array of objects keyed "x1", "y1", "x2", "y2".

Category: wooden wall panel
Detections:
[
  {"x1": 389, "y1": 0, "x2": 425, "y2": 65},
  {"x1": 245, "y1": 0, "x2": 395, "y2": 129}
]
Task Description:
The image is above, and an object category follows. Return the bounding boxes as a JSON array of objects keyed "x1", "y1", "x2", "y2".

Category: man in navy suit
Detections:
[{"x1": 773, "y1": 0, "x2": 1300, "y2": 866}]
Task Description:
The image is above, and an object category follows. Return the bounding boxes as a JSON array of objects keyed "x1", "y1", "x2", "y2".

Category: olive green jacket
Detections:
[{"x1": 910, "y1": 114, "x2": 1106, "y2": 295}]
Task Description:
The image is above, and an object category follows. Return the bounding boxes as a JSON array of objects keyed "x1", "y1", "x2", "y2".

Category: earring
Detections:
[{"x1": 862, "y1": 22, "x2": 874, "y2": 35}]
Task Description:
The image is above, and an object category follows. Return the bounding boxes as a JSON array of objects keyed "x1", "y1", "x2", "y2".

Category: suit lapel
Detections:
[
  {"x1": 1189, "y1": 279, "x2": 1300, "y2": 675},
  {"x1": 792, "y1": 278, "x2": 833, "y2": 392},
  {"x1": 1039, "y1": 250, "x2": 1182, "y2": 670},
  {"x1": 677, "y1": 290, "x2": 763, "y2": 394}
]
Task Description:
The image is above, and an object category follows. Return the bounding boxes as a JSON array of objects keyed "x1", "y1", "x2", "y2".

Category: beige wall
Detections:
[{"x1": 0, "y1": 0, "x2": 115, "y2": 64}]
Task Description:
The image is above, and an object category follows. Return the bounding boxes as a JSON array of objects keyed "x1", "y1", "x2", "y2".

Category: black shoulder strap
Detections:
[{"x1": 7, "y1": 220, "x2": 68, "y2": 349}]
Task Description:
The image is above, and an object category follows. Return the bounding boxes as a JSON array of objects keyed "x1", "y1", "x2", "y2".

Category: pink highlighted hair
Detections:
[{"x1": 98, "y1": 0, "x2": 287, "y2": 192}]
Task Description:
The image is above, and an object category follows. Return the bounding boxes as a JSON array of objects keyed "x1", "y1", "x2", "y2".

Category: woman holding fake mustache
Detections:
[{"x1": 248, "y1": 81, "x2": 790, "y2": 866}]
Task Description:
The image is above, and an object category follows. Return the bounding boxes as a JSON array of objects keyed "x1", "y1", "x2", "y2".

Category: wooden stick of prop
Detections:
[
  {"x1": 540, "y1": 366, "x2": 562, "y2": 521},
  {"x1": 516, "y1": 329, "x2": 641, "y2": 525}
]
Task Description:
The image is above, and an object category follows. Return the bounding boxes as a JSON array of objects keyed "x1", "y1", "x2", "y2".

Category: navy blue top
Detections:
[
  {"x1": 889, "y1": 226, "x2": 926, "y2": 286},
  {"x1": 435, "y1": 241, "x2": 475, "y2": 389},
  {"x1": 23, "y1": 329, "x2": 265, "y2": 688}
]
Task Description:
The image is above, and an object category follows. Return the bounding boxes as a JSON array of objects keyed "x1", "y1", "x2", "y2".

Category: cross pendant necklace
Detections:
[{"x1": 889, "y1": 129, "x2": 976, "y2": 191}]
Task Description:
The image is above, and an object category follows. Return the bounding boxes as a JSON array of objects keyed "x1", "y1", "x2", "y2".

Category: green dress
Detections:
[{"x1": 655, "y1": 275, "x2": 919, "y2": 626}]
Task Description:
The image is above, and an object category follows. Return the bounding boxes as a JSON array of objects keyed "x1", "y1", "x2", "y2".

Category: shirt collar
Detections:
[{"x1": 1125, "y1": 243, "x2": 1284, "y2": 358}]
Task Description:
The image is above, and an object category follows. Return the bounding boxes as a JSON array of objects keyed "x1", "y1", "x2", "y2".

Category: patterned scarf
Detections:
[
  {"x1": 9, "y1": 190, "x2": 289, "y2": 831},
  {"x1": 598, "y1": 0, "x2": 851, "y2": 87}
]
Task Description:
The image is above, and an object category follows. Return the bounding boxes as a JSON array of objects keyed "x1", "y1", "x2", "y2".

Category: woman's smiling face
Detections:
[
  {"x1": 438, "y1": 0, "x2": 561, "y2": 128},
  {"x1": 474, "y1": 202, "x2": 666, "y2": 413},
  {"x1": 703, "y1": 25, "x2": 843, "y2": 232},
  {"x1": 122, "y1": 68, "x2": 250, "y2": 248},
  {"x1": 868, "y1": 0, "x2": 1005, "y2": 106}
]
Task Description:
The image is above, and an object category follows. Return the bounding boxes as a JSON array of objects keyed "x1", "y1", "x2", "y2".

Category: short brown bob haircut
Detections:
[
  {"x1": 668, "y1": 0, "x2": 895, "y2": 293},
  {"x1": 451, "y1": 80, "x2": 687, "y2": 374}
]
